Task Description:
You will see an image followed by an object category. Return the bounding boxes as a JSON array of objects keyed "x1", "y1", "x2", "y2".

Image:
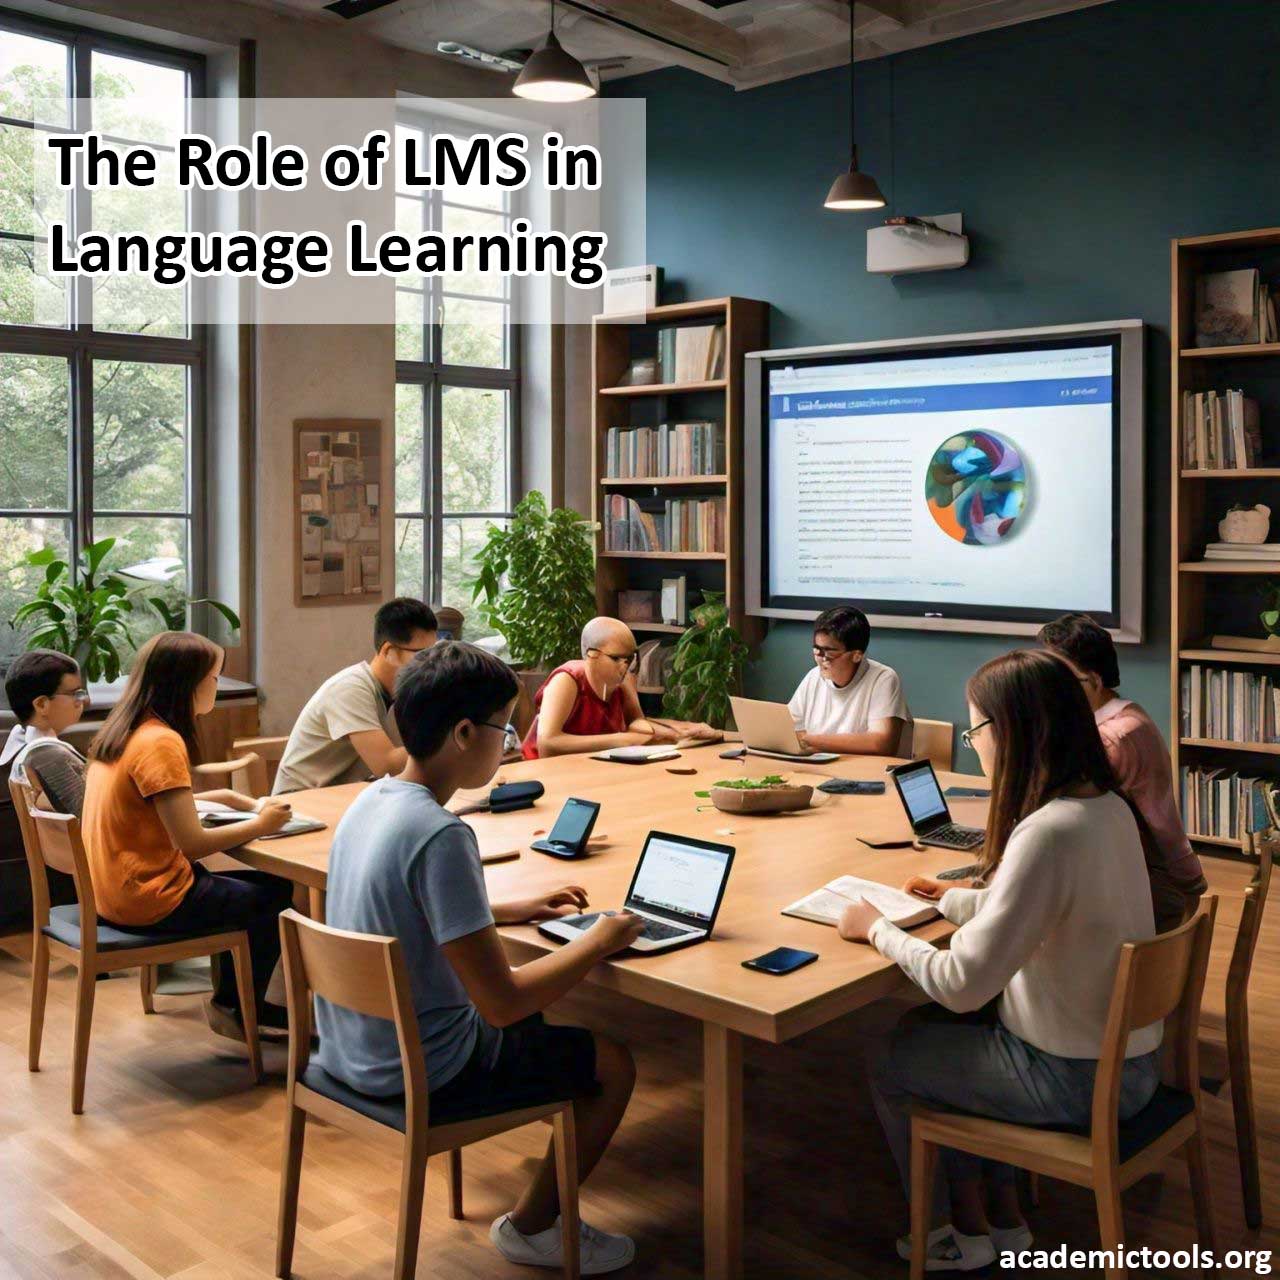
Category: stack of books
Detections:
[
  {"x1": 655, "y1": 324, "x2": 725, "y2": 383},
  {"x1": 1181, "y1": 664, "x2": 1280, "y2": 742},
  {"x1": 1194, "y1": 268, "x2": 1278, "y2": 347},
  {"x1": 1179, "y1": 765, "x2": 1273, "y2": 842},
  {"x1": 604, "y1": 422, "x2": 724, "y2": 478},
  {"x1": 1202, "y1": 541, "x2": 1280, "y2": 562},
  {"x1": 604, "y1": 494, "x2": 725, "y2": 553},
  {"x1": 1180, "y1": 389, "x2": 1261, "y2": 469}
]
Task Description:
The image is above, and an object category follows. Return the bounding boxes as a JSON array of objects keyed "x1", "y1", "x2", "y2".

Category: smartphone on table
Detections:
[{"x1": 742, "y1": 946, "x2": 819, "y2": 975}]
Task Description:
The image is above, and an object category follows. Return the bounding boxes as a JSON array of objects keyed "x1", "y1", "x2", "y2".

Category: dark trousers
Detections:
[{"x1": 120, "y1": 867, "x2": 293, "y2": 1013}]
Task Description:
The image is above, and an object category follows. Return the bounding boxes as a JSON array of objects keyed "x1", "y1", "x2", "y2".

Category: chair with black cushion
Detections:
[
  {"x1": 10, "y1": 776, "x2": 262, "y2": 1113},
  {"x1": 1199, "y1": 831, "x2": 1272, "y2": 1228},
  {"x1": 908, "y1": 902, "x2": 1218, "y2": 1280},
  {"x1": 276, "y1": 909, "x2": 581, "y2": 1280}
]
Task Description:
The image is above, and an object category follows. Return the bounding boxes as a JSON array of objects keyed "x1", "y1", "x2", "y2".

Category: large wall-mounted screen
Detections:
[{"x1": 744, "y1": 321, "x2": 1144, "y2": 640}]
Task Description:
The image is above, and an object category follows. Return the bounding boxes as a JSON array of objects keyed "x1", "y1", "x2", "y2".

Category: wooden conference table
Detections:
[{"x1": 235, "y1": 747, "x2": 990, "y2": 1280}]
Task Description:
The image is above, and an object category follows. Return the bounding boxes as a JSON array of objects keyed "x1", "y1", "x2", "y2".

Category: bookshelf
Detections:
[
  {"x1": 591, "y1": 296, "x2": 768, "y2": 694},
  {"x1": 1171, "y1": 226, "x2": 1280, "y2": 854}
]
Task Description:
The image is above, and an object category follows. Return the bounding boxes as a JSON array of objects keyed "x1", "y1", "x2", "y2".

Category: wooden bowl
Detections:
[{"x1": 709, "y1": 782, "x2": 814, "y2": 814}]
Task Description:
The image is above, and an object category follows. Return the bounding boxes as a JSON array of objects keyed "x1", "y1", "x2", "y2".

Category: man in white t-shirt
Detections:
[
  {"x1": 273, "y1": 598, "x2": 438, "y2": 794},
  {"x1": 788, "y1": 605, "x2": 912, "y2": 756}
]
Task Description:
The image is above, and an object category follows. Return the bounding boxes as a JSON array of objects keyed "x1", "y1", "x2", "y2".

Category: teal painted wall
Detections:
[{"x1": 606, "y1": 0, "x2": 1280, "y2": 769}]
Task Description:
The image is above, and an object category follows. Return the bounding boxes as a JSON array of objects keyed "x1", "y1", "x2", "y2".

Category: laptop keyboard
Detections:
[
  {"x1": 931, "y1": 824, "x2": 984, "y2": 849},
  {"x1": 573, "y1": 913, "x2": 692, "y2": 941}
]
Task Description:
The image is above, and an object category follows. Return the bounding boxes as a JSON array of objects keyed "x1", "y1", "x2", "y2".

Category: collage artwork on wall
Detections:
[{"x1": 293, "y1": 418, "x2": 384, "y2": 605}]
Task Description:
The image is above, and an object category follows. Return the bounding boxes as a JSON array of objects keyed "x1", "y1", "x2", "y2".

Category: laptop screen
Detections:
[
  {"x1": 896, "y1": 761, "x2": 949, "y2": 827},
  {"x1": 628, "y1": 834, "x2": 733, "y2": 924}
]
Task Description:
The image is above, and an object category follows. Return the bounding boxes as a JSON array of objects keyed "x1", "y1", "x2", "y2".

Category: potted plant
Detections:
[
  {"x1": 468, "y1": 490, "x2": 597, "y2": 674},
  {"x1": 9, "y1": 537, "x2": 240, "y2": 682},
  {"x1": 662, "y1": 591, "x2": 747, "y2": 729}
]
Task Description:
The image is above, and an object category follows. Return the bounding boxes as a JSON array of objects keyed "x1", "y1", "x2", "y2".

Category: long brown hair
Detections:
[
  {"x1": 89, "y1": 631, "x2": 222, "y2": 764},
  {"x1": 967, "y1": 648, "x2": 1117, "y2": 878}
]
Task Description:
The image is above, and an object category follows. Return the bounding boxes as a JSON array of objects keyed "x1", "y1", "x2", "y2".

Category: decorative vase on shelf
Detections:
[{"x1": 1219, "y1": 503, "x2": 1271, "y2": 544}]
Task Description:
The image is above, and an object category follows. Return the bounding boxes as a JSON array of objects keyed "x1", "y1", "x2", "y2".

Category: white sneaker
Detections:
[
  {"x1": 490, "y1": 1213, "x2": 636, "y2": 1275},
  {"x1": 894, "y1": 1224, "x2": 996, "y2": 1271},
  {"x1": 990, "y1": 1222, "x2": 1033, "y2": 1261}
]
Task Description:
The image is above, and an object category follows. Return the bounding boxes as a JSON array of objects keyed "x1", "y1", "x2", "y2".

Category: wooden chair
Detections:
[
  {"x1": 193, "y1": 735, "x2": 289, "y2": 799},
  {"x1": 908, "y1": 903, "x2": 1217, "y2": 1280},
  {"x1": 1199, "y1": 831, "x2": 1272, "y2": 1228},
  {"x1": 910, "y1": 719, "x2": 954, "y2": 771},
  {"x1": 275, "y1": 909, "x2": 580, "y2": 1280},
  {"x1": 10, "y1": 776, "x2": 262, "y2": 1113}
]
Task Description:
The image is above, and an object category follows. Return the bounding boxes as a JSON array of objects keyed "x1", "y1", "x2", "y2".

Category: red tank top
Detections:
[{"x1": 522, "y1": 661, "x2": 628, "y2": 760}]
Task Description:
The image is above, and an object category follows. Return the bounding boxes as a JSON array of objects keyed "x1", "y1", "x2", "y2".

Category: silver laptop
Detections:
[
  {"x1": 729, "y1": 695, "x2": 840, "y2": 763},
  {"x1": 539, "y1": 831, "x2": 735, "y2": 954}
]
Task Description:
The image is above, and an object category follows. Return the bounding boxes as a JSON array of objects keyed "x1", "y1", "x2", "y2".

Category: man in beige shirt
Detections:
[{"x1": 273, "y1": 599, "x2": 438, "y2": 794}]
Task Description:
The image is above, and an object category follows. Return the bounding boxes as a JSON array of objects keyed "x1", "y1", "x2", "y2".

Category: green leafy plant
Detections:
[
  {"x1": 10, "y1": 538, "x2": 240, "y2": 682},
  {"x1": 468, "y1": 491, "x2": 597, "y2": 669},
  {"x1": 662, "y1": 591, "x2": 748, "y2": 729},
  {"x1": 1261, "y1": 580, "x2": 1280, "y2": 637}
]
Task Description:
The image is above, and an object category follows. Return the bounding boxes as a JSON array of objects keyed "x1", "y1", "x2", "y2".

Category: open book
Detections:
[
  {"x1": 197, "y1": 800, "x2": 326, "y2": 840},
  {"x1": 782, "y1": 875, "x2": 939, "y2": 930}
]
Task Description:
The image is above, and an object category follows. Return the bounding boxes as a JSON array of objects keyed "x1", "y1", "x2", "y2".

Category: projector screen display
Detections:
[{"x1": 761, "y1": 336, "x2": 1123, "y2": 627}]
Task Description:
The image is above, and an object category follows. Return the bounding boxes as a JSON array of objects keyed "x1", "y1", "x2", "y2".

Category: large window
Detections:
[
  {"x1": 0, "y1": 9, "x2": 202, "y2": 661},
  {"x1": 394, "y1": 117, "x2": 519, "y2": 637}
]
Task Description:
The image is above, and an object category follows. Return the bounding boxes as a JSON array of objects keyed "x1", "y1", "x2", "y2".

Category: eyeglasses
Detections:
[
  {"x1": 961, "y1": 718, "x2": 992, "y2": 750},
  {"x1": 812, "y1": 644, "x2": 851, "y2": 661},
  {"x1": 588, "y1": 647, "x2": 639, "y2": 673},
  {"x1": 479, "y1": 720, "x2": 516, "y2": 736},
  {"x1": 392, "y1": 643, "x2": 433, "y2": 656},
  {"x1": 53, "y1": 689, "x2": 91, "y2": 704}
]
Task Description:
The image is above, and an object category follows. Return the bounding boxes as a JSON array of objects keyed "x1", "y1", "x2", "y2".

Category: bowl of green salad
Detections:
[{"x1": 706, "y1": 775, "x2": 814, "y2": 814}]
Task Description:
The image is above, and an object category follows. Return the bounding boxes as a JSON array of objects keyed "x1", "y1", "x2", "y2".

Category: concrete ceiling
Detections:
[{"x1": 238, "y1": 0, "x2": 1114, "y2": 90}]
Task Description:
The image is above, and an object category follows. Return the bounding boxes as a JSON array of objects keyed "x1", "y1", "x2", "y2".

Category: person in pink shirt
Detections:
[{"x1": 1038, "y1": 613, "x2": 1206, "y2": 931}]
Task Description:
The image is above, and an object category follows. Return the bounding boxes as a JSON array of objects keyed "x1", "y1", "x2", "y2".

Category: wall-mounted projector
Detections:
[{"x1": 867, "y1": 214, "x2": 969, "y2": 275}]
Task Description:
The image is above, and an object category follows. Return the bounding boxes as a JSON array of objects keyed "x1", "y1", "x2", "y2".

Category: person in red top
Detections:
[
  {"x1": 1039, "y1": 613, "x2": 1207, "y2": 931},
  {"x1": 523, "y1": 616, "x2": 716, "y2": 759}
]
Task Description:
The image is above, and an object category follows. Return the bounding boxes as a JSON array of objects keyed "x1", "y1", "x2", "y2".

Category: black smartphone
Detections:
[
  {"x1": 719, "y1": 746, "x2": 747, "y2": 759},
  {"x1": 742, "y1": 946, "x2": 819, "y2": 975},
  {"x1": 531, "y1": 797, "x2": 600, "y2": 859}
]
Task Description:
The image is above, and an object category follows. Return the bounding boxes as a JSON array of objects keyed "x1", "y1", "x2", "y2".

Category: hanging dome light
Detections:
[
  {"x1": 514, "y1": 1, "x2": 597, "y2": 103},
  {"x1": 824, "y1": 1, "x2": 884, "y2": 210}
]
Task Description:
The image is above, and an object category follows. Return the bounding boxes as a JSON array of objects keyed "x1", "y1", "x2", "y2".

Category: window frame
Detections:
[
  {"x1": 0, "y1": 5, "x2": 207, "y2": 600},
  {"x1": 393, "y1": 111, "x2": 522, "y2": 609}
]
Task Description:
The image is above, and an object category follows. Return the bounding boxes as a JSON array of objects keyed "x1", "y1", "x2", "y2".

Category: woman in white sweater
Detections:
[{"x1": 839, "y1": 649, "x2": 1162, "y2": 1272}]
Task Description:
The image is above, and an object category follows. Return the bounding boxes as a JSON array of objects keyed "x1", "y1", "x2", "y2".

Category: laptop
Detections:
[
  {"x1": 888, "y1": 758, "x2": 985, "y2": 851},
  {"x1": 728, "y1": 696, "x2": 839, "y2": 763},
  {"x1": 539, "y1": 830, "x2": 735, "y2": 954}
]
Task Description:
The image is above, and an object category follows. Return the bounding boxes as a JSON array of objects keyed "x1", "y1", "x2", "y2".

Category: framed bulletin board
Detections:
[{"x1": 294, "y1": 418, "x2": 384, "y2": 606}]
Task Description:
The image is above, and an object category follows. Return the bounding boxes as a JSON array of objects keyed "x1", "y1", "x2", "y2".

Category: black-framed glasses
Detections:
[
  {"x1": 479, "y1": 720, "x2": 516, "y2": 736},
  {"x1": 588, "y1": 647, "x2": 640, "y2": 673},
  {"x1": 812, "y1": 644, "x2": 851, "y2": 661},
  {"x1": 961, "y1": 718, "x2": 992, "y2": 750}
]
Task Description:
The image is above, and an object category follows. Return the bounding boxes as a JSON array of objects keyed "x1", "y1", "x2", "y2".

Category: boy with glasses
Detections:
[
  {"x1": 2, "y1": 649, "x2": 91, "y2": 813},
  {"x1": 274, "y1": 598, "x2": 438, "y2": 794},
  {"x1": 788, "y1": 605, "x2": 912, "y2": 757},
  {"x1": 522, "y1": 615, "x2": 716, "y2": 759}
]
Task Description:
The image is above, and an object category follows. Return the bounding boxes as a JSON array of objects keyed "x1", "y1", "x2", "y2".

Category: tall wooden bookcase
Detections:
[
  {"x1": 1171, "y1": 226, "x2": 1280, "y2": 854},
  {"x1": 591, "y1": 297, "x2": 767, "y2": 694}
]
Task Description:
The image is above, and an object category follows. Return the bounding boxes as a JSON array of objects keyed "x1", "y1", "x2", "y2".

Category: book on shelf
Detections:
[
  {"x1": 1180, "y1": 663, "x2": 1280, "y2": 743},
  {"x1": 604, "y1": 493, "x2": 726, "y2": 553},
  {"x1": 660, "y1": 575, "x2": 687, "y2": 626},
  {"x1": 1179, "y1": 764, "x2": 1273, "y2": 842},
  {"x1": 617, "y1": 589, "x2": 660, "y2": 623},
  {"x1": 1195, "y1": 269, "x2": 1262, "y2": 347},
  {"x1": 604, "y1": 422, "x2": 725, "y2": 479},
  {"x1": 1203, "y1": 541, "x2": 1280, "y2": 560},
  {"x1": 1180, "y1": 389, "x2": 1261, "y2": 469},
  {"x1": 655, "y1": 324, "x2": 725, "y2": 383},
  {"x1": 782, "y1": 875, "x2": 939, "y2": 930}
]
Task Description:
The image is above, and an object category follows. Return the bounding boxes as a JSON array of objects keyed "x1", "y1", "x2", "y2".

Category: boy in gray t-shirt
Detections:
[{"x1": 315, "y1": 641, "x2": 643, "y2": 1275}]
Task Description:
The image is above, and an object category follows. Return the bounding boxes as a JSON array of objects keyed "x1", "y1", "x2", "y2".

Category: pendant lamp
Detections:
[
  {"x1": 514, "y1": 0, "x2": 597, "y2": 103},
  {"x1": 824, "y1": 1, "x2": 884, "y2": 210}
]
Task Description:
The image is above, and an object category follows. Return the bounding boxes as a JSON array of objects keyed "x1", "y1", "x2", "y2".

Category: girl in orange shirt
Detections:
[{"x1": 83, "y1": 631, "x2": 294, "y2": 1040}]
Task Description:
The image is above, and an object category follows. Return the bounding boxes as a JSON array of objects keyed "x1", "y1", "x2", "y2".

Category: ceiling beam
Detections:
[
  {"x1": 858, "y1": 0, "x2": 910, "y2": 24},
  {"x1": 565, "y1": 0, "x2": 748, "y2": 69}
]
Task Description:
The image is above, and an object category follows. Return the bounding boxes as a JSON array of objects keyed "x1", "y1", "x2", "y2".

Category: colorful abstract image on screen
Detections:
[{"x1": 926, "y1": 430, "x2": 1028, "y2": 545}]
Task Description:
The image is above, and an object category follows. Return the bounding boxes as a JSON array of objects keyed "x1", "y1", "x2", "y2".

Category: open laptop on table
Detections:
[
  {"x1": 539, "y1": 830, "x2": 735, "y2": 954},
  {"x1": 888, "y1": 758, "x2": 985, "y2": 852},
  {"x1": 728, "y1": 696, "x2": 839, "y2": 763}
]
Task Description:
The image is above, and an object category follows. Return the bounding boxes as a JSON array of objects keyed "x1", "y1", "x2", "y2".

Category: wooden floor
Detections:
[{"x1": 0, "y1": 857, "x2": 1276, "y2": 1279}]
